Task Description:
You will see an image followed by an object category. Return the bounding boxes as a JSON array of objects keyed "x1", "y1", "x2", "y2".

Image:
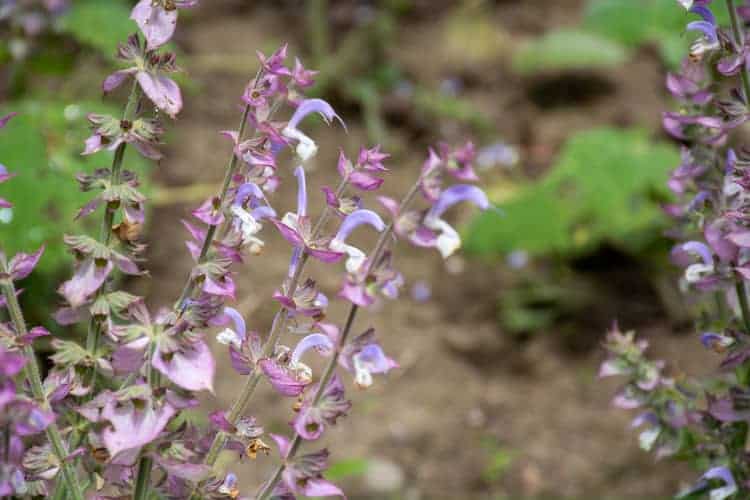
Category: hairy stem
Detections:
[
  {"x1": 736, "y1": 279, "x2": 750, "y2": 334},
  {"x1": 256, "y1": 178, "x2": 422, "y2": 500},
  {"x1": 174, "y1": 104, "x2": 253, "y2": 312},
  {"x1": 85, "y1": 80, "x2": 141, "y2": 387},
  {"x1": 1, "y1": 280, "x2": 85, "y2": 500},
  {"x1": 727, "y1": 0, "x2": 750, "y2": 102},
  {"x1": 133, "y1": 344, "x2": 160, "y2": 500}
]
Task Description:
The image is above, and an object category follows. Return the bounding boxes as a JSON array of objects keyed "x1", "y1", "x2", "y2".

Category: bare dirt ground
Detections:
[{"x1": 139, "y1": 1, "x2": 716, "y2": 498}]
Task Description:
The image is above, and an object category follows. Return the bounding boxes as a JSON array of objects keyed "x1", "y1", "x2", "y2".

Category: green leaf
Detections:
[
  {"x1": 512, "y1": 30, "x2": 629, "y2": 74},
  {"x1": 465, "y1": 128, "x2": 679, "y2": 257},
  {"x1": 325, "y1": 458, "x2": 370, "y2": 480},
  {"x1": 59, "y1": 0, "x2": 135, "y2": 58}
]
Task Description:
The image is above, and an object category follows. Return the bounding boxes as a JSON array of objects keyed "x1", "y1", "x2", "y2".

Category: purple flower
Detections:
[
  {"x1": 274, "y1": 444, "x2": 345, "y2": 499},
  {"x1": 289, "y1": 332, "x2": 335, "y2": 380},
  {"x1": 292, "y1": 57, "x2": 317, "y2": 88},
  {"x1": 259, "y1": 358, "x2": 310, "y2": 397},
  {"x1": 678, "y1": 466, "x2": 737, "y2": 500},
  {"x1": 192, "y1": 196, "x2": 224, "y2": 226},
  {"x1": 340, "y1": 329, "x2": 397, "y2": 388},
  {"x1": 100, "y1": 391, "x2": 177, "y2": 460},
  {"x1": 412, "y1": 184, "x2": 490, "y2": 258},
  {"x1": 292, "y1": 374, "x2": 351, "y2": 441},
  {"x1": 152, "y1": 339, "x2": 215, "y2": 393},
  {"x1": 4, "y1": 246, "x2": 44, "y2": 281},
  {"x1": 282, "y1": 99, "x2": 345, "y2": 162},
  {"x1": 273, "y1": 279, "x2": 329, "y2": 318},
  {"x1": 329, "y1": 209, "x2": 386, "y2": 273},
  {"x1": 130, "y1": 0, "x2": 198, "y2": 51},
  {"x1": 214, "y1": 306, "x2": 246, "y2": 349},
  {"x1": 103, "y1": 36, "x2": 183, "y2": 117},
  {"x1": 273, "y1": 167, "x2": 345, "y2": 263},
  {"x1": 58, "y1": 258, "x2": 114, "y2": 308}
]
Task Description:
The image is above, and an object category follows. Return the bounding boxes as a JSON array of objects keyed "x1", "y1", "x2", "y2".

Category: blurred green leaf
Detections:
[
  {"x1": 465, "y1": 128, "x2": 679, "y2": 257},
  {"x1": 325, "y1": 458, "x2": 370, "y2": 480},
  {"x1": 512, "y1": 30, "x2": 629, "y2": 74},
  {"x1": 59, "y1": 0, "x2": 134, "y2": 58}
]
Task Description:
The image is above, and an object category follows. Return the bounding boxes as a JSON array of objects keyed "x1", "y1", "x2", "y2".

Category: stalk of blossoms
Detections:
[
  {"x1": 607, "y1": 1, "x2": 750, "y2": 497},
  {"x1": 0, "y1": 285, "x2": 84, "y2": 500},
  {"x1": 725, "y1": 0, "x2": 750, "y2": 335},
  {"x1": 254, "y1": 151, "x2": 490, "y2": 498},
  {"x1": 83, "y1": 81, "x2": 141, "y2": 390},
  {"x1": 197, "y1": 163, "x2": 358, "y2": 471},
  {"x1": 172, "y1": 102, "x2": 252, "y2": 311}
]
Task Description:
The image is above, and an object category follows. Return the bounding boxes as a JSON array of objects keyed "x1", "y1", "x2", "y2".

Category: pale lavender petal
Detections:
[
  {"x1": 287, "y1": 98, "x2": 345, "y2": 131},
  {"x1": 291, "y1": 333, "x2": 334, "y2": 367},
  {"x1": 671, "y1": 241, "x2": 713, "y2": 266},
  {"x1": 335, "y1": 209, "x2": 386, "y2": 243},
  {"x1": 136, "y1": 71, "x2": 182, "y2": 118},
  {"x1": 271, "y1": 219, "x2": 306, "y2": 247},
  {"x1": 58, "y1": 259, "x2": 113, "y2": 308},
  {"x1": 259, "y1": 359, "x2": 308, "y2": 397},
  {"x1": 130, "y1": 0, "x2": 178, "y2": 51},
  {"x1": 428, "y1": 184, "x2": 490, "y2": 219},
  {"x1": 8, "y1": 245, "x2": 44, "y2": 281},
  {"x1": 102, "y1": 69, "x2": 134, "y2": 94},
  {"x1": 152, "y1": 340, "x2": 215, "y2": 393},
  {"x1": 270, "y1": 433, "x2": 291, "y2": 458},
  {"x1": 302, "y1": 478, "x2": 345, "y2": 498},
  {"x1": 102, "y1": 398, "x2": 176, "y2": 459}
]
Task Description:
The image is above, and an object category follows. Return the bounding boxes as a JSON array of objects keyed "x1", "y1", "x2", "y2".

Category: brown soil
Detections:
[{"x1": 138, "y1": 1, "x2": 715, "y2": 498}]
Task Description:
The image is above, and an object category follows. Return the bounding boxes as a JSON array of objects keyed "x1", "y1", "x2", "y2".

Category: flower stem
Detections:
[
  {"x1": 133, "y1": 456, "x2": 153, "y2": 500},
  {"x1": 726, "y1": 0, "x2": 750, "y2": 102},
  {"x1": 736, "y1": 279, "x2": 750, "y2": 334},
  {"x1": 85, "y1": 80, "x2": 141, "y2": 387},
  {"x1": 255, "y1": 178, "x2": 422, "y2": 500},
  {"x1": 173, "y1": 104, "x2": 253, "y2": 312},
  {"x1": 198, "y1": 178, "x2": 351, "y2": 473},
  {"x1": 133, "y1": 344, "x2": 160, "y2": 500},
  {"x1": 0, "y1": 280, "x2": 85, "y2": 500}
]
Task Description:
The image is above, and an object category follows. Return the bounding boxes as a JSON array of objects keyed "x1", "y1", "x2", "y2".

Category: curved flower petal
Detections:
[
  {"x1": 136, "y1": 71, "x2": 183, "y2": 118},
  {"x1": 428, "y1": 184, "x2": 490, "y2": 219},
  {"x1": 334, "y1": 209, "x2": 386, "y2": 243},
  {"x1": 291, "y1": 333, "x2": 334, "y2": 367}
]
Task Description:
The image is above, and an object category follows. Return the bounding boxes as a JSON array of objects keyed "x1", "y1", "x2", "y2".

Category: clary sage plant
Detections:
[
  {"x1": 0, "y1": 1, "x2": 490, "y2": 499},
  {"x1": 604, "y1": 1, "x2": 750, "y2": 499}
]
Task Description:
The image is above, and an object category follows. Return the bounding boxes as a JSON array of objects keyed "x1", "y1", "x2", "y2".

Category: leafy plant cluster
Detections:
[{"x1": 0, "y1": 1, "x2": 492, "y2": 498}]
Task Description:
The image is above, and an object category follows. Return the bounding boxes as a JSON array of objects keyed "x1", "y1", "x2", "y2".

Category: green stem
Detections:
[
  {"x1": 0, "y1": 280, "x2": 85, "y2": 500},
  {"x1": 727, "y1": 0, "x2": 750, "y2": 102},
  {"x1": 85, "y1": 80, "x2": 141, "y2": 388},
  {"x1": 133, "y1": 456, "x2": 153, "y2": 500},
  {"x1": 173, "y1": 104, "x2": 252, "y2": 312},
  {"x1": 198, "y1": 177, "x2": 351, "y2": 474},
  {"x1": 133, "y1": 344, "x2": 160, "y2": 500},
  {"x1": 736, "y1": 279, "x2": 750, "y2": 334},
  {"x1": 255, "y1": 179, "x2": 422, "y2": 500}
]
